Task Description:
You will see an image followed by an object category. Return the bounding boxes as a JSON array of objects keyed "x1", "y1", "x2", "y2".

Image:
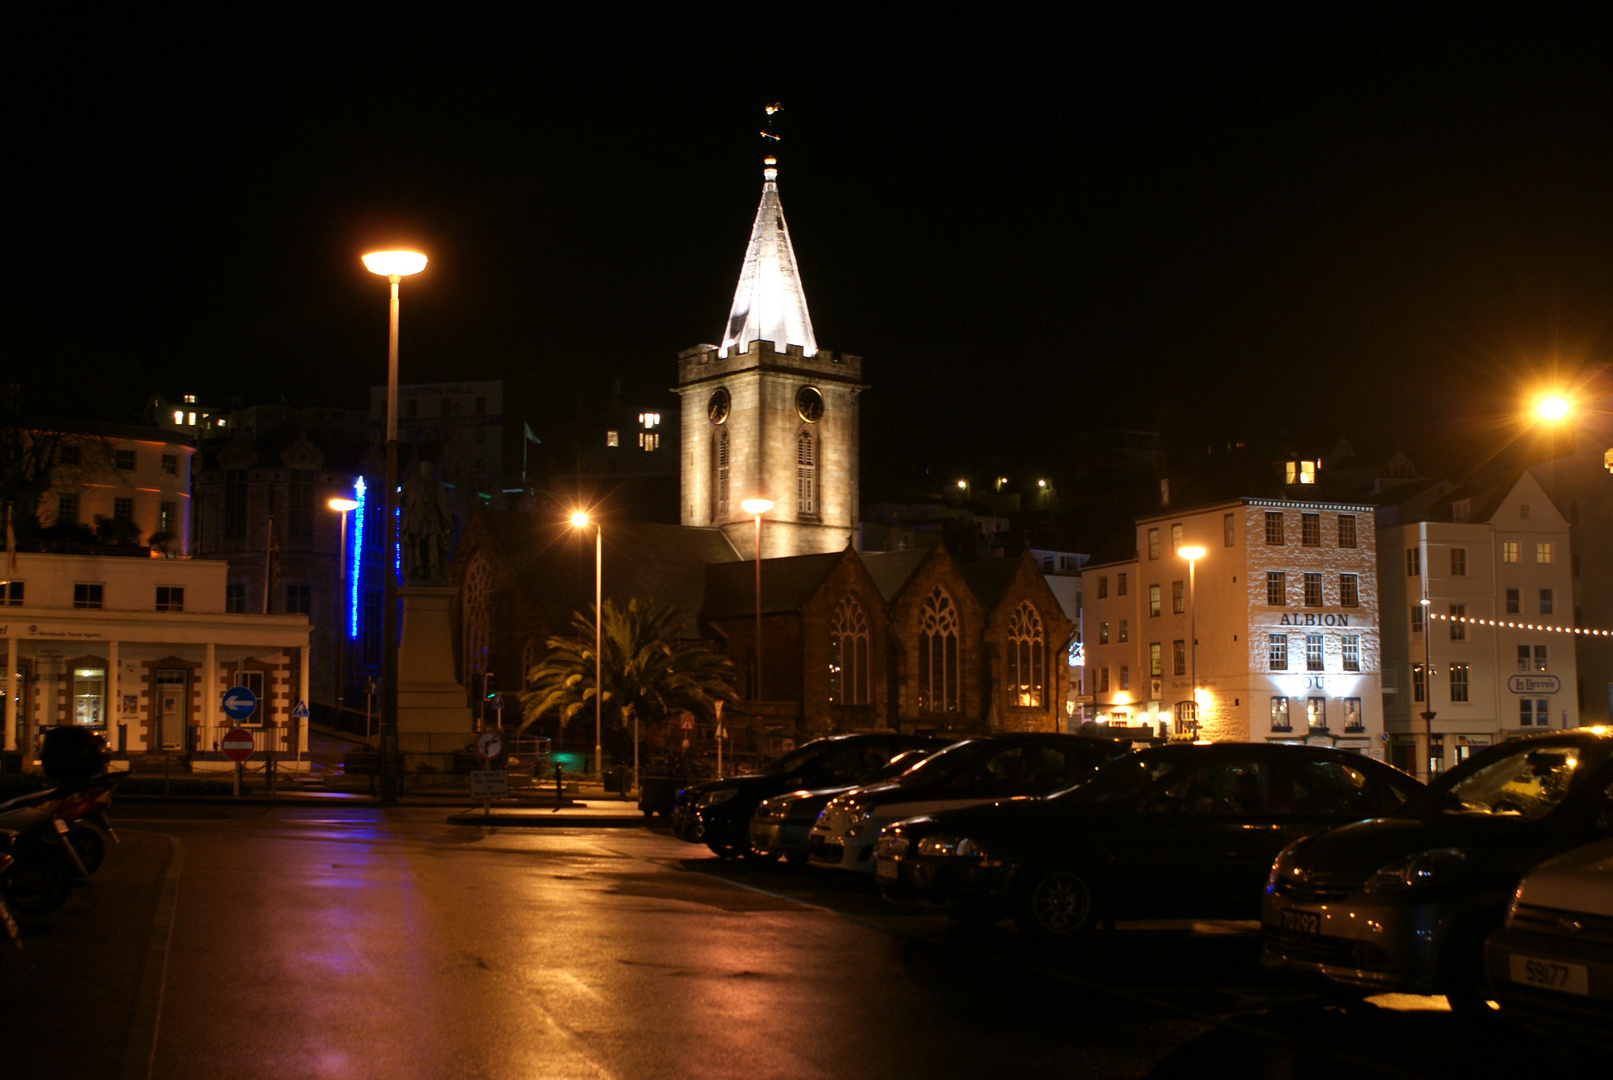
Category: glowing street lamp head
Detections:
[
  {"x1": 741, "y1": 498, "x2": 774, "y2": 516},
  {"x1": 1177, "y1": 545, "x2": 1206, "y2": 561},
  {"x1": 956, "y1": 479, "x2": 967, "y2": 490},
  {"x1": 361, "y1": 250, "x2": 428, "y2": 278},
  {"x1": 328, "y1": 497, "x2": 359, "y2": 513},
  {"x1": 569, "y1": 511, "x2": 590, "y2": 529},
  {"x1": 1534, "y1": 393, "x2": 1571, "y2": 423}
]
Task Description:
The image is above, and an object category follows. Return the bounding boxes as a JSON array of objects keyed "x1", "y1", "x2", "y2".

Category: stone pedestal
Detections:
[{"x1": 396, "y1": 584, "x2": 474, "y2": 761}]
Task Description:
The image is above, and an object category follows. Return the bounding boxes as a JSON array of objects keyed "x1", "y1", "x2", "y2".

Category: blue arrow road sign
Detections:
[{"x1": 221, "y1": 686, "x2": 259, "y2": 721}]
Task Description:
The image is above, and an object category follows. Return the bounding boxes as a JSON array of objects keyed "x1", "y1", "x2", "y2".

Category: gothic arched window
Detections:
[
  {"x1": 917, "y1": 586, "x2": 959, "y2": 713},
  {"x1": 829, "y1": 594, "x2": 870, "y2": 705},
  {"x1": 1008, "y1": 601, "x2": 1045, "y2": 707},
  {"x1": 461, "y1": 552, "x2": 491, "y2": 694},
  {"x1": 714, "y1": 429, "x2": 730, "y2": 523},
  {"x1": 797, "y1": 429, "x2": 815, "y2": 517}
]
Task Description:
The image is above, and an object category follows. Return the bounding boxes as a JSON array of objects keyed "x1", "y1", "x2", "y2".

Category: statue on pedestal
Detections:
[{"x1": 400, "y1": 459, "x2": 452, "y2": 581}]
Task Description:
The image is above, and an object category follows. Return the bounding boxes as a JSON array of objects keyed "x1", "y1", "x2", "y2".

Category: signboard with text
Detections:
[{"x1": 1508, "y1": 674, "x2": 1561, "y2": 695}]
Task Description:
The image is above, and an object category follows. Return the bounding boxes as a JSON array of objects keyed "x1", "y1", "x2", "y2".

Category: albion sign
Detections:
[{"x1": 1274, "y1": 614, "x2": 1354, "y2": 627}]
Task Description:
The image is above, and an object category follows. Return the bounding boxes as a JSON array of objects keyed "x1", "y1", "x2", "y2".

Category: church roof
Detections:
[
  {"x1": 958, "y1": 557, "x2": 1023, "y2": 612},
  {"x1": 703, "y1": 551, "x2": 845, "y2": 619},
  {"x1": 860, "y1": 548, "x2": 932, "y2": 602},
  {"x1": 719, "y1": 159, "x2": 818, "y2": 357}
]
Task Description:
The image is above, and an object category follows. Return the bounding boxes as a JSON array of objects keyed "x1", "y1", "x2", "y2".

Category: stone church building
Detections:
[{"x1": 449, "y1": 158, "x2": 1071, "y2": 762}]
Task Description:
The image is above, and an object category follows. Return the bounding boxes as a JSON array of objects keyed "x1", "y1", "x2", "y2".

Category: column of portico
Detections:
[
  {"x1": 204, "y1": 642, "x2": 217, "y2": 750},
  {"x1": 4, "y1": 636, "x2": 17, "y2": 752},
  {"x1": 107, "y1": 640, "x2": 120, "y2": 749},
  {"x1": 298, "y1": 646, "x2": 310, "y2": 759}
]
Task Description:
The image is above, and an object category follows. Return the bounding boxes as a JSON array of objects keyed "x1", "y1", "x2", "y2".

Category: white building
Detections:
[
  {"x1": 1376, "y1": 471, "x2": 1579, "y2": 779},
  {"x1": 1083, "y1": 498, "x2": 1383, "y2": 754},
  {"x1": 43, "y1": 422, "x2": 194, "y2": 555},
  {"x1": 2, "y1": 551, "x2": 311, "y2": 768}
]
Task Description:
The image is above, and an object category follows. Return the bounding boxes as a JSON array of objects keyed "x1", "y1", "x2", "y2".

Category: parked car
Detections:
[
  {"x1": 875, "y1": 741, "x2": 1420, "y2": 935},
  {"x1": 1261, "y1": 729, "x2": 1613, "y2": 1010},
  {"x1": 809, "y1": 733, "x2": 1133, "y2": 873},
  {"x1": 750, "y1": 748, "x2": 938, "y2": 865},
  {"x1": 671, "y1": 734, "x2": 948, "y2": 858},
  {"x1": 1484, "y1": 835, "x2": 1613, "y2": 1044}
]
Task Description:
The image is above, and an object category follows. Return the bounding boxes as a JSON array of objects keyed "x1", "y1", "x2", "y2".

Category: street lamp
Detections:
[
  {"x1": 1178, "y1": 546, "x2": 1205, "y2": 736},
  {"x1": 362, "y1": 248, "x2": 427, "y2": 804},
  {"x1": 328, "y1": 495, "x2": 359, "y2": 716},
  {"x1": 571, "y1": 510, "x2": 603, "y2": 782},
  {"x1": 740, "y1": 498, "x2": 773, "y2": 701}
]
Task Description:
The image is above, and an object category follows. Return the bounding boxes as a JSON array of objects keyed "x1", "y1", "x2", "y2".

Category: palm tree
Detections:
[{"x1": 520, "y1": 598, "x2": 736, "y2": 761}]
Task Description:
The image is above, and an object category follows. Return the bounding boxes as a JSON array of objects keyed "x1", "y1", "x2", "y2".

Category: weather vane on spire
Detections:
[{"x1": 760, "y1": 102, "x2": 782, "y2": 143}]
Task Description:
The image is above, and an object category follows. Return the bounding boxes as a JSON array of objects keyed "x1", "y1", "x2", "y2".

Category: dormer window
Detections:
[
  {"x1": 639, "y1": 412, "x2": 661, "y2": 429},
  {"x1": 1285, "y1": 459, "x2": 1318, "y2": 484},
  {"x1": 1451, "y1": 498, "x2": 1471, "y2": 523}
]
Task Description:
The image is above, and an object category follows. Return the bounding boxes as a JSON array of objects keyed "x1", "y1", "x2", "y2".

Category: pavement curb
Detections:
[{"x1": 444, "y1": 812, "x2": 653, "y2": 828}]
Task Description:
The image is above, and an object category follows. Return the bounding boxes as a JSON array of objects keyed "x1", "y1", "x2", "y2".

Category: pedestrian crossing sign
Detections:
[{"x1": 291, "y1": 700, "x2": 310, "y2": 719}]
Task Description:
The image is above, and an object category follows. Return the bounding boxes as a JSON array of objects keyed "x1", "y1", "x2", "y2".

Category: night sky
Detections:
[{"x1": 7, "y1": 7, "x2": 1613, "y2": 499}]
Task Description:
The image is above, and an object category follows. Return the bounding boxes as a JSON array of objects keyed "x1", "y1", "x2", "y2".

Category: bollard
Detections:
[{"x1": 555, "y1": 763, "x2": 563, "y2": 804}]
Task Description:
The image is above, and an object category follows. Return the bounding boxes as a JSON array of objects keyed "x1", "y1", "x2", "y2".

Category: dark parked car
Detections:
[
  {"x1": 671, "y1": 734, "x2": 948, "y2": 858},
  {"x1": 876, "y1": 742, "x2": 1420, "y2": 936},
  {"x1": 749, "y1": 747, "x2": 938, "y2": 865},
  {"x1": 811, "y1": 733, "x2": 1136, "y2": 873},
  {"x1": 1261, "y1": 729, "x2": 1613, "y2": 1010}
]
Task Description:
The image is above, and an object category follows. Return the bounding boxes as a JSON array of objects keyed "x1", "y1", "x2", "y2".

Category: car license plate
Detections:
[
  {"x1": 1277, "y1": 908, "x2": 1319, "y2": 935},
  {"x1": 1508, "y1": 953, "x2": 1589, "y2": 995},
  {"x1": 875, "y1": 859, "x2": 898, "y2": 882}
]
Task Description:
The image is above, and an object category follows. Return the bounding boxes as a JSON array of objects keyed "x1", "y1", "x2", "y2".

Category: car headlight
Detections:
[
  {"x1": 1363, "y1": 847, "x2": 1467, "y2": 893},
  {"x1": 916, "y1": 835, "x2": 988, "y2": 858},
  {"x1": 876, "y1": 835, "x2": 910, "y2": 859},
  {"x1": 1267, "y1": 839, "x2": 1305, "y2": 893},
  {"x1": 696, "y1": 788, "x2": 738, "y2": 807}
]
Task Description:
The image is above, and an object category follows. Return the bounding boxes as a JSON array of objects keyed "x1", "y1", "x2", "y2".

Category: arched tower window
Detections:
[
  {"x1": 797, "y1": 430, "x2": 815, "y2": 517},
  {"x1": 461, "y1": 552, "x2": 491, "y2": 694},
  {"x1": 1008, "y1": 602, "x2": 1045, "y2": 707},
  {"x1": 917, "y1": 586, "x2": 960, "y2": 713},
  {"x1": 829, "y1": 594, "x2": 870, "y2": 705},
  {"x1": 713, "y1": 429, "x2": 730, "y2": 523}
]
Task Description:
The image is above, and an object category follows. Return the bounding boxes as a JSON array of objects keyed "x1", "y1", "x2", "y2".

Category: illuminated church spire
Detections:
[{"x1": 719, "y1": 156, "x2": 818, "y2": 357}]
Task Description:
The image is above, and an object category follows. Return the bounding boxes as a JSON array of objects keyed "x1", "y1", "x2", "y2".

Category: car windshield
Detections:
[
  {"x1": 761, "y1": 740, "x2": 832, "y2": 777},
  {"x1": 1402, "y1": 741, "x2": 1608, "y2": 820},
  {"x1": 1052, "y1": 752, "x2": 1188, "y2": 803},
  {"x1": 890, "y1": 740, "x2": 987, "y2": 784},
  {"x1": 871, "y1": 749, "x2": 933, "y2": 782}
]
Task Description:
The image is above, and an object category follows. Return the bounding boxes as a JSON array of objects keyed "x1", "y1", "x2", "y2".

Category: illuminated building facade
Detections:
[
  {"x1": 1083, "y1": 498, "x2": 1384, "y2": 755},
  {"x1": 674, "y1": 158, "x2": 865, "y2": 559},
  {"x1": 1377, "y1": 471, "x2": 1580, "y2": 777}
]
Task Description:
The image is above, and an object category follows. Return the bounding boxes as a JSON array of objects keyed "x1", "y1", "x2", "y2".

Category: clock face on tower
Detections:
[
  {"x1": 708, "y1": 388, "x2": 731, "y2": 424},
  {"x1": 796, "y1": 385, "x2": 824, "y2": 423}
]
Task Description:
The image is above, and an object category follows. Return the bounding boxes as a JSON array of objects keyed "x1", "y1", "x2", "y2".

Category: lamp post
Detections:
[
  {"x1": 361, "y1": 249, "x2": 427, "y2": 803},
  {"x1": 328, "y1": 495, "x2": 359, "y2": 716},
  {"x1": 1178, "y1": 546, "x2": 1205, "y2": 736},
  {"x1": 740, "y1": 498, "x2": 773, "y2": 701},
  {"x1": 1418, "y1": 524, "x2": 1436, "y2": 784},
  {"x1": 571, "y1": 511, "x2": 603, "y2": 782}
]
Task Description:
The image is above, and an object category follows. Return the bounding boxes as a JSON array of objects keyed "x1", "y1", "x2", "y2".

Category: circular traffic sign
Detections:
[
  {"x1": 221, "y1": 728, "x2": 255, "y2": 763},
  {"x1": 221, "y1": 686, "x2": 258, "y2": 721},
  {"x1": 475, "y1": 731, "x2": 503, "y2": 761}
]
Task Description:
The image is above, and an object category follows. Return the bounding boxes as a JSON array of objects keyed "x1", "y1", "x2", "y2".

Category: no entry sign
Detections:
[{"x1": 221, "y1": 728, "x2": 255, "y2": 763}]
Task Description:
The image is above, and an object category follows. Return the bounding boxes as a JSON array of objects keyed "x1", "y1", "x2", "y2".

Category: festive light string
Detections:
[{"x1": 1428, "y1": 612, "x2": 1613, "y2": 636}]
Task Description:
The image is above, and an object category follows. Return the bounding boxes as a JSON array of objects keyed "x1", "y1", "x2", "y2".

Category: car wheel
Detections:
[
  {"x1": 1014, "y1": 865, "x2": 1100, "y2": 941},
  {"x1": 784, "y1": 850, "x2": 810, "y2": 867},
  {"x1": 706, "y1": 840, "x2": 744, "y2": 859}
]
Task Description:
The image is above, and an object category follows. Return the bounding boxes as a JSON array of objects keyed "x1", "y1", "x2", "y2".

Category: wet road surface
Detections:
[{"x1": 2, "y1": 805, "x2": 1602, "y2": 1079}]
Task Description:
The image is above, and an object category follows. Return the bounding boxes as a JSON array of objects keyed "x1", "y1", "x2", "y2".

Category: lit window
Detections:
[
  {"x1": 1343, "y1": 698, "x2": 1363, "y2": 731},
  {"x1": 173, "y1": 410, "x2": 185, "y2": 424},
  {"x1": 1147, "y1": 528, "x2": 1160, "y2": 560},
  {"x1": 1536, "y1": 542, "x2": 1553, "y2": 564},
  {"x1": 187, "y1": 412, "x2": 196, "y2": 426},
  {"x1": 1307, "y1": 697, "x2": 1326, "y2": 730},
  {"x1": 1270, "y1": 697, "x2": 1291, "y2": 730},
  {"x1": 605, "y1": 430, "x2": 619, "y2": 447},
  {"x1": 1502, "y1": 541, "x2": 1519, "y2": 563},
  {"x1": 1149, "y1": 584, "x2": 1161, "y2": 617},
  {"x1": 1149, "y1": 643, "x2": 1162, "y2": 677},
  {"x1": 1008, "y1": 602, "x2": 1045, "y2": 707},
  {"x1": 73, "y1": 667, "x2": 105, "y2": 726}
]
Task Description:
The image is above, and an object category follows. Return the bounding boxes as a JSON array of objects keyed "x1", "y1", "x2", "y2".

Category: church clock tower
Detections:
[{"x1": 675, "y1": 156, "x2": 865, "y2": 559}]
